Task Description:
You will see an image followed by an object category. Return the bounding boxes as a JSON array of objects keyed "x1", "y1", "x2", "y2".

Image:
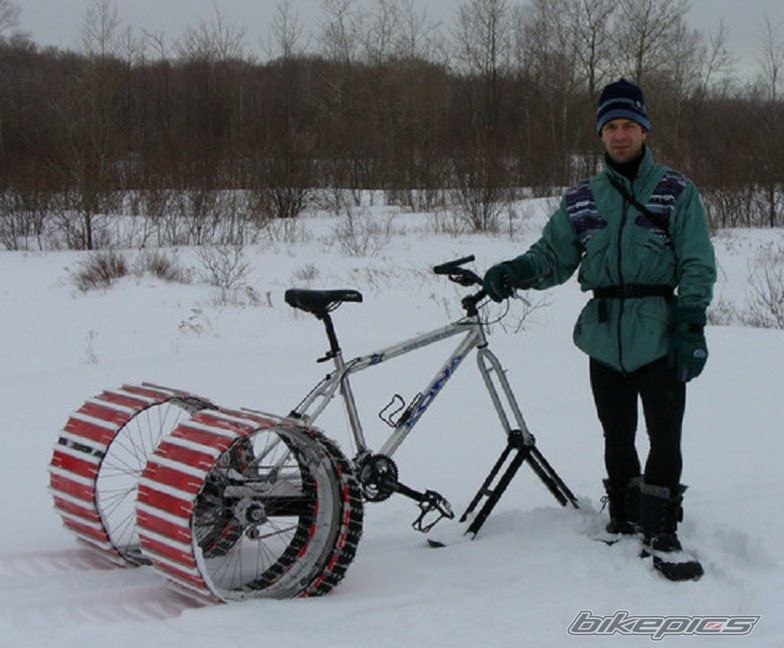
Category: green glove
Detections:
[
  {"x1": 482, "y1": 256, "x2": 538, "y2": 303},
  {"x1": 671, "y1": 304, "x2": 708, "y2": 382}
]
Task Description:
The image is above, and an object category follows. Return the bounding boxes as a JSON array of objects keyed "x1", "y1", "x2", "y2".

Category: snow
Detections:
[{"x1": 1, "y1": 203, "x2": 783, "y2": 647}]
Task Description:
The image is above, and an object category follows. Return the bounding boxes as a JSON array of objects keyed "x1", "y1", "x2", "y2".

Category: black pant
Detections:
[{"x1": 589, "y1": 356, "x2": 685, "y2": 489}]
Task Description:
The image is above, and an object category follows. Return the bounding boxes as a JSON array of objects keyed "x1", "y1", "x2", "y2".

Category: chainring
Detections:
[{"x1": 357, "y1": 454, "x2": 398, "y2": 502}]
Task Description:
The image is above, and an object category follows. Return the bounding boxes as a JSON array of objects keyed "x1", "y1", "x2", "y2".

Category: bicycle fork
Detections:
[{"x1": 459, "y1": 347, "x2": 579, "y2": 537}]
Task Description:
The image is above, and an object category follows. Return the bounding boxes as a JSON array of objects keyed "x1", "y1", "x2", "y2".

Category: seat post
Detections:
[
  {"x1": 316, "y1": 311, "x2": 368, "y2": 451},
  {"x1": 317, "y1": 311, "x2": 342, "y2": 359}
]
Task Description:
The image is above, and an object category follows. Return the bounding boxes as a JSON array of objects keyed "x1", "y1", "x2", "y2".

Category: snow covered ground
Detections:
[{"x1": 1, "y1": 201, "x2": 782, "y2": 647}]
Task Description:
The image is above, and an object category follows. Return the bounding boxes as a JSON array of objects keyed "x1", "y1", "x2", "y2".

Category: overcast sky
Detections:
[{"x1": 12, "y1": 0, "x2": 784, "y2": 77}]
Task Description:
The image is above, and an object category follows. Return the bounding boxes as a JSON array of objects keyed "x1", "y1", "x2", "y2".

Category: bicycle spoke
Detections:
[{"x1": 95, "y1": 399, "x2": 192, "y2": 562}]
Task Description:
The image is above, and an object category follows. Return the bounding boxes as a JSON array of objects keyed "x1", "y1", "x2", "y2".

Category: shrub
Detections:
[
  {"x1": 134, "y1": 249, "x2": 191, "y2": 283},
  {"x1": 196, "y1": 244, "x2": 250, "y2": 304},
  {"x1": 73, "y1": 250, "x2": 128, "y2": 291},
  {"x1": 744, "y1": 244, "x2": 784, "y2": 329},
  {"x1": 332, "y1": 206, "x2": 393, "y2": 257}
]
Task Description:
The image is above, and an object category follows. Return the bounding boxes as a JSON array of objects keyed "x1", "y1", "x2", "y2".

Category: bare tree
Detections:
[
  {"x1": 393, "y1": 0, "x2": 445, "y2": 62},
  {"x1": 564, "y1": 0, "x2": 616, "y2": 100},
  {"x1": 254, "y1": 1, "x2": 314, "y2": 222},
  {"x1": 758, "y1": 14, "x2": 784, "y2": 103},
  {"x1": 115, "y1": 22, "x2": 144, "y2": 64},
  {"x1": 81, "y1": 0, "x2": 122, "y2": 57},
  {"x1": 514, "y1": 0, "x2": 581, "y2": 182},
  {"x1": 661, "y1": 20, "x2": 707, "y2": 96},
  {"x1": 454, "y1": 0, "x2": 513, "y2": 131},
  {"x1": 84, "y1": 5, "x2": 139, "y2": 64},
  {"x1": 176, "y1": 5, "x2": 246, "y2": 62},
  {"x1": 659, "y1": 20, "x2": 704, "y2": 147},
  {"x1": 449, "y1": 0, "x2": 516, "y2": 228},
  {"x1": 263, "y1": 0, "x2": 309, "y2": 61},
  {"x1": 360, "y1": 0, "x2": 400, "y2": 63},
  {"x1": 755, "y1": 15, "x2": 784, "y2": 228},
  {"x1": 697, "y1": 19, "x2": 734, "y2": 97},
  {"x1": 454, "y1": 0, "x2": 512, "y2": 77},
  {"x1": 612, "y1": 0, "x2": 690, "y2": 84},
  {"x1": 319, "y1": 0, "x2": 366, "y2": 65},
  {"x1": 0, "y1": 0, "x2": 20, "y2": 37},
  {"x1": 357, "y1": 0, "x2": 444, "y2": 64},
  {"x1": 142, "y1": 28, "x2": 171, "y2": 61}
]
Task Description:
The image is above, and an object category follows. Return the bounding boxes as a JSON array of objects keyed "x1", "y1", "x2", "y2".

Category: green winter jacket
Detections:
[{"x1": 512, "y1": 146, "x2": 716, "y2": 372}]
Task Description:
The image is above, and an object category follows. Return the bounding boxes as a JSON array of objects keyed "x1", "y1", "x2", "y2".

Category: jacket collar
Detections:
[{"x1": 603, "y1": 145, "x2": 655, "y2": 187}]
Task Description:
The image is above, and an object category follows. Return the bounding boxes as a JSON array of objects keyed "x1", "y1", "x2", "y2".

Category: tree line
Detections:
[{"x1": 1, "y1": 0, "x2": 783, "y2": 249}]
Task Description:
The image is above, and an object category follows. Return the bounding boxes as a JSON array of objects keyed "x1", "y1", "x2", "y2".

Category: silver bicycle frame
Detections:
[{"x1": 291, "y1": 311, "x2": 535, "y2": 459}]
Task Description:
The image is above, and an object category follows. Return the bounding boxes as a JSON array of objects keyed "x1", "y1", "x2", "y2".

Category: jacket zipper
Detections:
[{"x1": 616, "y1": 177, "x2": 633, "y2": 374}]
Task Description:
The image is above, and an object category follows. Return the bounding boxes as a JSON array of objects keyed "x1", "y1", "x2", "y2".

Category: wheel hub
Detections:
[{"x1": 234, "y1": 496, "x2": 267, "y2": 527}]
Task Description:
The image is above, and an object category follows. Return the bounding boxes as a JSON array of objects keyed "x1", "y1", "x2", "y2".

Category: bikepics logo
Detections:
[{"x1": 568, "y1": 610, "x2": 760, "y2": 641}]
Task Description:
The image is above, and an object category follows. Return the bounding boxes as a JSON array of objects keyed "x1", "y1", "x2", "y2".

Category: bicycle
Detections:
[{"x1": 49, "y1": 255, "x2": 577, "y2": 603}]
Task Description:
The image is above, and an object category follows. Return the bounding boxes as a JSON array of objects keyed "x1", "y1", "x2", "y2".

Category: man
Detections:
[{"x1": 483, "y1": 79, "x2": 716, "y2": 580}]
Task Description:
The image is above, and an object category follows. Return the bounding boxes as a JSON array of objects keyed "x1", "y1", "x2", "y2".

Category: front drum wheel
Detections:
[{"x1": 136, "y1": 408, "x2": 363, "y2": 602}]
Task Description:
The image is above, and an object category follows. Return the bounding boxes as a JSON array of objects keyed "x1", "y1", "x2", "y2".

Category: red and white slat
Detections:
[
  {"x1": 136, "y1": 408, "x2": 284, "y2": 604},
  {"x1": 49, "y1": 383, "x2": 200, "y2": 566}
]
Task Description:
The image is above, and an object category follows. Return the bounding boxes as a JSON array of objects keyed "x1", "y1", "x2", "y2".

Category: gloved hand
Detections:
[
  {"x1": 671, "y1": 304, "x2": 708, "y2": 382},
  {"x1": 482, "y1": 256, "x2": 538, "y2": 302}
]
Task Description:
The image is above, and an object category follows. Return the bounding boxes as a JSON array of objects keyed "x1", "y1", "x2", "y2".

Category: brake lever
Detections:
[
  {"x1": 497, "y1": 275, "x2": 532, "y2": 306},
  {"x1": 509, "y1": 289, "x2": 532, "y2": 307},
  {"x1": 449, "y1": 272, "x2": 480, "y2": 287}
]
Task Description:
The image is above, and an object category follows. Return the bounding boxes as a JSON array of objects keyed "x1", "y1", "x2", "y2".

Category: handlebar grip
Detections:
[{"x1": 433, "y1": 255, "x2": 476, "y2": 275}]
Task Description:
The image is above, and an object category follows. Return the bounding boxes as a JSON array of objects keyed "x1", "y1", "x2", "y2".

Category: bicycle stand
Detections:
[{"x1": 459, "y1": 429, "x2": 579, "y2": 538}]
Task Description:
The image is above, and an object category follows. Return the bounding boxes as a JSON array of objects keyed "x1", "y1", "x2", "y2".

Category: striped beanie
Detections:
[{"x1": 596, "y1": 78, "x2": 650, "y2": 135}]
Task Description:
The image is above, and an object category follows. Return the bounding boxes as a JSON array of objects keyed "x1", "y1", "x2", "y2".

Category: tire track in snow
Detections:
[{"x1": 0, "y1": 549, "x2": 207, "y2": 627}]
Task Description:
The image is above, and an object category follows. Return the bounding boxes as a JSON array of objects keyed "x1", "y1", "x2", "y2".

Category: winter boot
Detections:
[
  {"x1": 639, "y1": 482, "x2": 703, "y2": 581},
  {"x1": 602, "y1": 476, "x2": 641, "y2": 535},
  {"x1": 639, "y1": 482, "x2": 684, "y2": 551}
]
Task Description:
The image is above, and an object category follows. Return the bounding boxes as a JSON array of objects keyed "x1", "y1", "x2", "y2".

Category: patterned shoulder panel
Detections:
[
  {"x1": 565, "y1": 179, "x2": 606, "y2": 246},
  {"x1": 637, "y1": 170, "x2": 689, "y2": 244}
]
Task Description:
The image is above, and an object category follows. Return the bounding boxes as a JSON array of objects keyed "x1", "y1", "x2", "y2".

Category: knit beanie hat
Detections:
[{"x1": 596, "y1": 78, "x2": 650, "y2": 135}]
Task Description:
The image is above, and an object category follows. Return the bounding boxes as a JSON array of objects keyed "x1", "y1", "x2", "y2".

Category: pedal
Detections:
[{"x1": 412, "y1": 490, "x2": 454, "y2": 533}]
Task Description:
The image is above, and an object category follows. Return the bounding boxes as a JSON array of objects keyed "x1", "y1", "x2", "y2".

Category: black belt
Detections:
[
  {"x1": 593, "y1": 284, "x2": 674, "y2": 322},
  {"x1": 593, "y1": 284, "x2": 674, "y2": 300}
]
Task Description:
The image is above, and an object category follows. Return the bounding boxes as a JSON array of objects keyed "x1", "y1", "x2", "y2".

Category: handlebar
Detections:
[
  {"x1": 432, "y1": 255, "x2": 483, "y2": 287},
  {"x1": 433, "y1": 255, "x2": 476, "y2": 275},
  {"x1": 433, "y1": 255, "x2": 487, "y2": 316}
]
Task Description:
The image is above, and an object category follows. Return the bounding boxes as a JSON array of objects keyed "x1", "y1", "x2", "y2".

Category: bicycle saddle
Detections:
[{"x1": 285, "y1": 288, "x2": 363, "y2": 314}]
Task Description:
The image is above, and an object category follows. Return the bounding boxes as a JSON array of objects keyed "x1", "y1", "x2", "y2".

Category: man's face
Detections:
[{"x1": 601, "y1": 119, "x2": 647, "y2": 164}]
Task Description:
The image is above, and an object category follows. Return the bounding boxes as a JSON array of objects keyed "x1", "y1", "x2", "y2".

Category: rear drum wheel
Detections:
[{"x1": 49, "y1": 384, "x2": 211, "y2": 565}]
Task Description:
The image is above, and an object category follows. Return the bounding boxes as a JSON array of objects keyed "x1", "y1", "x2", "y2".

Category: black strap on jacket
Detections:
[
  {"x1": 593, "y1": 284, "x2": 674, "y2": 300},
  {"x1": 593, "y1": 284, "x2": 675, "y2": 322},
  {"x1": 607, "y1": 175, "x2": 671, "y2": 236}
]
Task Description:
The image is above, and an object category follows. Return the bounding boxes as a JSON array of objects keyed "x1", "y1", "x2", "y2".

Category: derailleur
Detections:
[{"x1": 355, "y1": 453, "x2": 455, "y2": 532}]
